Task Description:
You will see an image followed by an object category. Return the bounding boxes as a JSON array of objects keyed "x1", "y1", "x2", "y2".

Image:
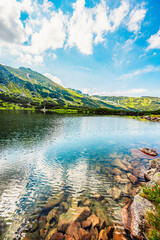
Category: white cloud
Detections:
[
  {"x1": 93, "y1": 0, "x2": 110, "y2": 44},
  {"x1": 67, "y1": 0, "x2": 94, "y2": 55},
  {"x1": 0, "y1": 0, "x2": 28, "y2": 44},
  {"x1": 118, "y1": 65, "x2": 160, "y2": 80},
  {"x1": 147, "y1": 29, "x2": 160, "y2": 51},
  {"x1": 91, "y1": 88, "x2": 148, "y2": 96},
  {"x1": 67, "y1": 0, "x2": 130, "y2": 54},
  {"x1": 27, "y1": 11, "x2": 67, "y2": 55},
  {"x1": 127, "y1": 5, "x2": 147, "y2": 32},
  {"x1": 109, "y1": 0, "x2": 129, "y2": 32},
  {"x1": 0, "y1": 0, "x2": 147, "y2": 63},
  {"x1": 44, "y1": 73, "x2": 64, "y2": 87}
]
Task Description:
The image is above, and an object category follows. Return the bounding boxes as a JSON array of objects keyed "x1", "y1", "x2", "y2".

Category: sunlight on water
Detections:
[{"x1": 0, "y1": 111, "x2": 160, "y2": 238}]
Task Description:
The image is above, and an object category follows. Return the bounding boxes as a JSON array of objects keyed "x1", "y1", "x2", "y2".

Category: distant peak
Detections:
[{"x1": 19, "y1": 67, "x2": 32, "y2": 71}]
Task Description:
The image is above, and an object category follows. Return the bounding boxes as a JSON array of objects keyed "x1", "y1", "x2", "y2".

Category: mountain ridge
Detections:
[{"x1": 0, "y1": 63, "x2": 160, "y2": 112}]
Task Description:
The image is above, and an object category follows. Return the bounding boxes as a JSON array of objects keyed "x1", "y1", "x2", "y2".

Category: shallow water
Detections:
[{"x1": 0, "y1": 111, "x2": 160, "y2": 239}]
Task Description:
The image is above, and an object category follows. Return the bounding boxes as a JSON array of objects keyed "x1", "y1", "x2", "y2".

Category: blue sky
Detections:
[{"x1": 0, "y1": 0, "x2": 160, "y2": 96}]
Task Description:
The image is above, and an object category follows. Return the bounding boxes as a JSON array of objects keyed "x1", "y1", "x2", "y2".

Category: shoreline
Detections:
[{"x1": 1, "y1": 107, "x2": 160, "y2": 118}]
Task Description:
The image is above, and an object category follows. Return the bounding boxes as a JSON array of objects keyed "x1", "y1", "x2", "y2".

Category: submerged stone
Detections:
[
  {"x1": 87, "y1": 214, "x2": 100, "y2": 228},
  {"x1": 98, "y1": 229, "x2": 108, "y2": 240},
  {"x1": 107, "y1": 186, "x2": 121, "y2": 200},
  {"x1": 82, "y1": 219, "x2": 92, "y2": 229},
  {"x1": 45, "y1": 228, "x2": 57, "y2": 240},
  {"x1": 127, "y1": 173, "x2": 138, "y2": 184},
  {"x1": 66, "y1": 222, "x2": 81, "y2": 239},
  {"x1": 111, "y1": 159, "x2": 128, "y2": 171},
  {"x1": 90, "y1": 227, "x2": 99, "y2": 240},
  {"x1": 58, "y1": 207, "x2": 91, "y2": 232},
  {"x1": 84, "y1": 199, "x2": 92, "y2": 207}
]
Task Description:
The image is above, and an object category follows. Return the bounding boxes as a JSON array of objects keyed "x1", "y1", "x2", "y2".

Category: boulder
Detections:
[
  {"x1": 45, "y1": 228, "x2": 57, "y2": 240},
  {"x1": 82, "y1": 219, "x2": 92, "y2": 229},
  {"x1": 150, "y1": 158, "x2": 160, "y2": 171},
  {"x1": 106, "y1": 226, "x2": 114, "y2": 239},
  {"x1": 78, "y1": 228, "x2": 91, "y2": 240},
  {"x1": 114, "y1": 175, "x2": 130, "y2": 184},
  {"x1": 131, "y1": 160, "x2": 141, "y2": 167},
  {"x1": 139, "y1": 148, "x2": 158, "y2": 157},
  {"x1": 112, "y1": 168, "x2": 122, "y2": 175},
  {"x1": 144, "y1": 168, "x2": 156, "y2": 181},
  {"x1": 121, "y1": 202, "x2": 132, "y2": 231},
  {"x1": 58, "y1": 207, "x2": 91, "y2": 232},
  {"x1": 90, "y1": 227, "x2": 99, "y2": 240},
  {"x1": 129, "y1": 195, "x2": 154, "y2": 239},
  {"x1": 99, "y1": 220, "x2": 106, "y2": 229},
  {"x1": 66, "y1": 222, "x2": 81, "y2": 239},
  {"x1": 87, "y1": 214, "x2": 100, "y2": 228},
  {"x1": 122, "y1": 194, "x2": 156, "y2": 239},
  {"x1": 94, "y1": 202, "x2": 110, "y2": 226},
  {"x1": 64, "y1": 235, "x2": 74, "y2": 240},
  {"x1": 111, "y1": 159, "x2": 128, "y2": 171},
  {"x1": 45, "y1": 193, "x2": 65, "y2": 209},
  {"x1": 127, "y1": 173, "x2": 138, "y2": 184},
  {"x1": 107, "y1": 187, "x2": 121, "y2": 200},
  {"x1": 50, "y1": 233, "x2": 64, "y2": 240},
  {"x1": 84, "y1": 199, "x2": 92, "y2": 207},
  {"x1": 152, "y1": 172, "x2": 160, "y2": 184},
  {"x1": 60, "y1": 202, "x2": 69, "y2": 212},
  {"x1": 113, "y1": 229, "x2": 127, "y2": 240},
  {"x1": 47, "y1": 208, "x2": 59, "y2": 223},
  {"x1": 98, "y1": 229, "x2": 108, "y2": 240},
  {"x1": 92, "y1": 193, "x2": 104, "y2": 201}
]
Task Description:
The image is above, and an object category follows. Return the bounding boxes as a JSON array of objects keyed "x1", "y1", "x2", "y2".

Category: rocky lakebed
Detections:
[{"x1": 2, "y1": 147, "x2": 160, "y2": 240}]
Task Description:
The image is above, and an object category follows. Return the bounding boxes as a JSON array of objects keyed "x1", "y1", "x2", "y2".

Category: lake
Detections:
[{"x1": 0, "y1": 110, "x2": 160, "y2": 239}]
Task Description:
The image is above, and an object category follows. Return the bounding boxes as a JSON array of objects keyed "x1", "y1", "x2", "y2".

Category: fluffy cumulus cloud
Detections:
[
  {"x1": 0, "y1": 0, "x2": 147, "y2": 64},
  {"x1": 43, "y1": 73, "x2": 64, "y2": 87},
  {"x1": 127, "y1": 5, "x2": 147, "y2": 32},
  {"x1": 147, "y1": 29, "x2": 160, "y2": 51}
]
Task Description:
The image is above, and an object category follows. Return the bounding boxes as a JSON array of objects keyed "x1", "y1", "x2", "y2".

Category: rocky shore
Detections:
[
  {"x1": 122, "y1": 158, "x2": 160, "y2": 239},
  {"x1": 140, "y1": 116, "x2": 160, "y2": 122}
]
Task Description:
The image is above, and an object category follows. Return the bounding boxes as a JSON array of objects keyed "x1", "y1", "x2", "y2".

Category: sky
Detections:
[{"x1": 0, "y1": 0, "x2": 160, "y2": 97}]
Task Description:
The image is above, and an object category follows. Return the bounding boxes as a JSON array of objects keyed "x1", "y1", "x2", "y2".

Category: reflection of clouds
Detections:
[
  {"x1": 0, "y1": 147, "x2": 64, "y2": 223},
  {"x1": 66, "y1": 158, "x2": 88, "y2": 198},
  {"x1": 0, "y1": 178, "x2": 28, "y2": 220}
]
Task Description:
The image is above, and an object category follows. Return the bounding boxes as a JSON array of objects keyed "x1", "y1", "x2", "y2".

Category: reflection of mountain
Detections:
[{"x1": 0, "y1": 111, "x2": 65, "y2": 150}]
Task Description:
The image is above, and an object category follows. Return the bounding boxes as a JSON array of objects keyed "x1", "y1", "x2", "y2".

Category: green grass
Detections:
[{"x1": 140, "y1": 184, "x2": 160, "y2": 240}]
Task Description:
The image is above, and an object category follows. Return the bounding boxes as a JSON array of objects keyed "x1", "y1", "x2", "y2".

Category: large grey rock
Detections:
[
  {"x1": 152, "y1": 172, "x2": 160, "y2": 185},
  {"x1": 144, "y1": 168, "x2": 156, "y2": 181},
  {"x1": 150, "y1": 158, "x2": 160, "y2": 171},
  {"x1": 131, "y1": 194, "x2": 155, "y2": 239}
]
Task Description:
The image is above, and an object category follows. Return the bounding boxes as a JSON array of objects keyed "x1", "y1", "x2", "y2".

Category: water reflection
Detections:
[{"x1": 0, "y1": 111, "x2": 160, "y2": 238}]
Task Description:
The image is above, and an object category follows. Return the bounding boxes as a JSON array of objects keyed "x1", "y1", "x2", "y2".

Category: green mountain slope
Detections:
[
  {"x1": 0, "y1": 63, "x2": 160, "y2": 112},
  {"x1": 92, "y1": 96, "x2": 160, "y2": 111},
  {"x1": 0, "y1": 64, "x2": 114, "y2": 110}
]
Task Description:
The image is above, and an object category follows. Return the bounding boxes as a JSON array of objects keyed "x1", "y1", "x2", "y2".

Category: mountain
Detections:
[
  {"x1": 0, "y1": 63, "x2": 160, "y2": 112},
  {"x1": 92, "y1": 95, "x2": 160, "y2": 111},
  {"x1": 0, "y1": 64, "x2": 115, "y2": 110}
]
